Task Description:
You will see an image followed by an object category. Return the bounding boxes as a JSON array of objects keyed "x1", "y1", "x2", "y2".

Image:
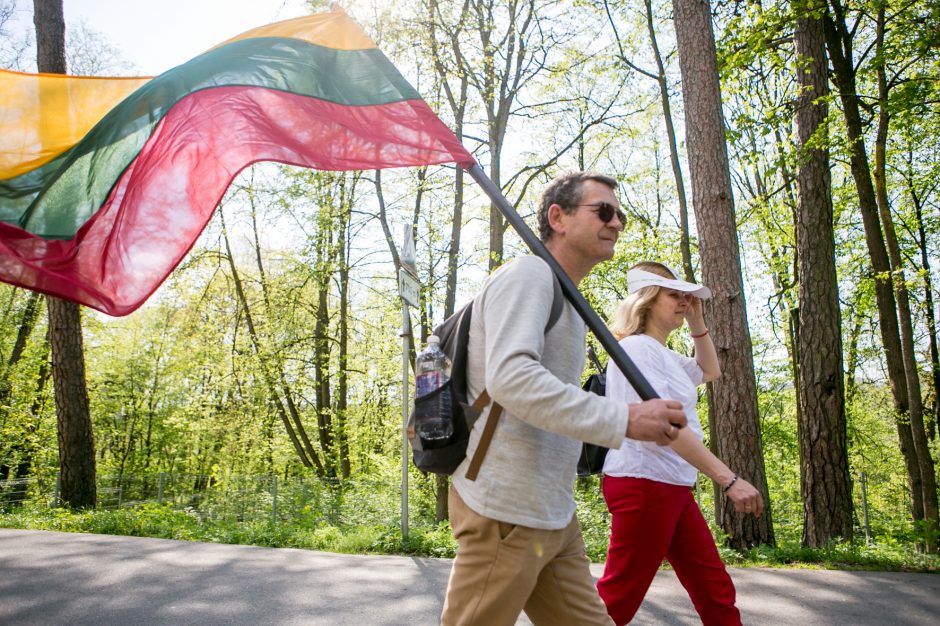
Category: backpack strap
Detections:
[
  {"x1": 546, "y1": 270, "x2": 564, "y2": 332},
  {"x1": 465, "y1": 270, "x2": 564, "y2": 481},
  {"x1": 465, "y1": 390, "x2": 499, "y2": 481}
]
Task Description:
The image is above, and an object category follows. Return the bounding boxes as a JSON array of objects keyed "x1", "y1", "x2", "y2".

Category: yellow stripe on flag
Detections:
[
  {"x1": 216, "y1": 10, "x2": 377, "y2": 51},
  {"x1": 0, "y1": 71, "x2": 151, "y2": 179},
  {"x1": 1, "y1": 10, "x2": 375, "y2": 180}
]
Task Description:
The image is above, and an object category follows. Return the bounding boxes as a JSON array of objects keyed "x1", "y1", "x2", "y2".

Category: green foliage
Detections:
[
  {"x1": 0, "y1": 504, "x2": 206, "y2": 540},
  {"x1": 0, "y1": 500, "x2": 460, "y2": 557},
  {"x1": 725, "y1": 539, "x2": 939, "y2": 573},
  {"x1": 575, "y1": 476, "x2": 612, "y2": 562},
  {"x1": 371, "y1": 520, "x2": 458, "y2": 558}
]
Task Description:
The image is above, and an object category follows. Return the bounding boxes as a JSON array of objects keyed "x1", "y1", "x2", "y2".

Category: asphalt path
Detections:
[{"x1": 1, "y1": 528, "x2": 937, "y2": 625}]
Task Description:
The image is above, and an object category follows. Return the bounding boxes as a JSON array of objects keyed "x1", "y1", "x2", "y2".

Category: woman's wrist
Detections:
[
  {"x1": 690, "y1": 328, "x2": 709, "y2": 338},
  {"x1": 722, "y1": 474, "x2": 739, "y2": 493}
]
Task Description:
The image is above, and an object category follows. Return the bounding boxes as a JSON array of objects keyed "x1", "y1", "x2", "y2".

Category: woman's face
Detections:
[{"x1": 648, "y1": 288, "x2": 692, "y2": 333}]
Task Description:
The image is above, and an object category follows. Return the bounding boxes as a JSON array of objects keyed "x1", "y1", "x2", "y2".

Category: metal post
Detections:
[
  {"x1": 398, "y1": 225, "x2": 420, "y2": 543},
  {"x1": 860, "y1": 472, "x2": 871, "y2": 544},
  {"x1": 466, "y1": 163, "x2": 658, "y2": 400},
  {"x1": 54, "y1": 471, "x2": 60, "y2": 508},
  {"x1": 400, "y1": 307, "x2": 412, "y2": 542}
]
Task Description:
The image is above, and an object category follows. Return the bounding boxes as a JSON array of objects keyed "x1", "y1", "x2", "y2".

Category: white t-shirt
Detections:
[{"x1": 602, "y1": 334, "x2": 704, "y2": 486}]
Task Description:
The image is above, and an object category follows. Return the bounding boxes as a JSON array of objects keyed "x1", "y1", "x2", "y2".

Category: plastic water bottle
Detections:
[{"x1": 415, "y1": 335, "x2": 454, "y2": 441}]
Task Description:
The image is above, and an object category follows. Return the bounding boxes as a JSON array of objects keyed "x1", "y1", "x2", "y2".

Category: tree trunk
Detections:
[
  {"x1": 872, "y1": 7, "x2": 938, "y2": 550},
  {"x1": 413, "y1": 167, "x2": 430, "y2": 344},
  {"x1": 438, "y1": 162, "x2": 465, "y2": 520},
  {"x1": 907, "y1": 166, "x2": 940, "y2": 440},
  {"x1": 314, "y1": 222, "x2": 334, "y2": 475},
  {"x1": 604, "y1": 0, "x2": 693, "y2": 278},
  {"x1": 425, "y1": 0, "x2": 474, "y2": 521},
  {"x1": 792, "y1": 2, "x2": 853, "y2": 545},
  {"x1": 476, "y1": 0, "x2": 504, "y2": 270},
  {"x1": 672, "y1": 0, "x2": 773, "y2": 548},
  {"x1": 465, "y1": 0, "x2": 541, "y2": 269},
  {"x1": 337, "y1": 177, "x2": 353, "y2": 479},
  {"x1": 0, "y1": 289, "x2": 45, "y2": 486},
  {"x1": 10, "y1": 333, "x2": 52, "y2": 504},
  {"x1": 374, "y1": 171, "x2": 419, "y2": 373},
  {"x1": 33, "y1": 0, "x2": 64, "y2": 73},
  {"x1": 47, "y1": 296, "x2": 96, "y2": 508},
  {"x1": 843, "y1": 288, "x2": 868, "y2": 404},
  {"x1": 220, "y1": 207, "x2": 323, "y2": 474},
  {"x1": 824, "y1": 1, "x2": 927, "y2": 535},
  {"x1": 34, "y1": 0, "x2": 97, "y2": 509},
  {"x1": 0, "y1": 291, "x2": 44, "y2": 494},
  {"x1": 4, "y1": 292, "x2": 42, "y2": 374},
  {"x1": 488, "y1": 143, "x2": 504, "y2": 270},
  {"x1": 645, "y1": 0, "x2": 693, "y2": 281},
  {"x1": 0, "y1": 291, "x2": 42, "y2": 419}
]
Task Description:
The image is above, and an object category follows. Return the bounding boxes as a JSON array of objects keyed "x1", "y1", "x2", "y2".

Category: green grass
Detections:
[
  {"x1": 718, "y1": 540, "x2": 940, "y2": 572},
  {"x1": 0, "y1": 503, "x2": 456, "y2": 557},
  {"x1": 2, "y1": 504, "x2": 937, "y2": 572}
]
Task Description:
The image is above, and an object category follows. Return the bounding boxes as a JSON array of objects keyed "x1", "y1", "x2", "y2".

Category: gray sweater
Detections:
[{"x1": 452, "y1": 256, "x2": 629, "y2": 529}]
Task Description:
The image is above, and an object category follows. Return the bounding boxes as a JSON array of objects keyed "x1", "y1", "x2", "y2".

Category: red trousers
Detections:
[{"x1": 597, "y1": 476, "x2": 741, "y2": 626}]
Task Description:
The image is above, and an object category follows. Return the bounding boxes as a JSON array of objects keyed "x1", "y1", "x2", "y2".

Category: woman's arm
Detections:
[
  {"x1": 670, "y1": 428, "x2": 764, "y2": 517},
  {"x1": 685, "y1": 296, "x2": 720, "y2": 382}
]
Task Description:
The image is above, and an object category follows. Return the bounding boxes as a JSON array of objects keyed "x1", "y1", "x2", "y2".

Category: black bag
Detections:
[
  {"x1": 408, "y1": 273, "x2": 563, "y2": 477},
  {"x1": 577, "y1": 346, "x2": 610, "y2": 477}
]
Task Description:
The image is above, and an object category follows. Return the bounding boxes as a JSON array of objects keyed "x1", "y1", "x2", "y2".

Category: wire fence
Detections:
[{"x1": 689, "y1": 470, "x2": 916, "y2": 545}]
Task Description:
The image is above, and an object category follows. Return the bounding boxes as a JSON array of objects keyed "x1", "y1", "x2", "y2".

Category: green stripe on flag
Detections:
[{"x1": 3, "y1": 37, "x2": 421, "y2": 238}]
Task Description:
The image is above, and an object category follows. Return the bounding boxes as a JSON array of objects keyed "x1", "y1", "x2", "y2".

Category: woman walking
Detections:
[{"x1": 597, "y1": 261, "x2": 763, "y2": 625}]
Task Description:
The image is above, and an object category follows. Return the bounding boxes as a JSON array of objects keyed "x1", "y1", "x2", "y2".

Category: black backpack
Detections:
[
  {"x1": 577, "y1": 345, "x2": 610, "y2": 477},
  {"x1": 407, "y1": 274, "x2": 563, "y2": 478}
]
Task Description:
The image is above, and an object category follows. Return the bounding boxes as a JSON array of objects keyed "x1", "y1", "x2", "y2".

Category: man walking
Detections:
[{"x1": 442, "y1": 171, "x2": 687, "y2": 625}]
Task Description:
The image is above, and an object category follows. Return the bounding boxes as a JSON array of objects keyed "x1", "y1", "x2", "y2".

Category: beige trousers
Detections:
[{"x1": 441, "y1": 485, "x2": 614, "y2": 626}]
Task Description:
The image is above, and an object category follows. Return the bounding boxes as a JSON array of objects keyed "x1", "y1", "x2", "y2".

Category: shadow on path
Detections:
[{"x1": 1, "y1": 529, "x2": 936, "y2": 625}]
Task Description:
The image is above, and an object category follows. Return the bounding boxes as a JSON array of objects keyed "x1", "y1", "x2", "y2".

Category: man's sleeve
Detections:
[{"x1": 480, "y1": 258, "x2": 627, "y2": 448}]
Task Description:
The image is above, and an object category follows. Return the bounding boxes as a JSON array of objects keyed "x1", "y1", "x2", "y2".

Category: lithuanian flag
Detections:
[{"x1": 0, "y1": 7, "x2": 473, "y2": 315}]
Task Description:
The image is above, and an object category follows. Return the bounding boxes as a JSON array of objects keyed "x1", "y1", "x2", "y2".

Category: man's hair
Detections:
[
  {"x1": 538, "y1": 171, "x2": 618, "y2": 242},
  {"x1": 608, "y1": 262, "x2": 676, "y2": 339}
]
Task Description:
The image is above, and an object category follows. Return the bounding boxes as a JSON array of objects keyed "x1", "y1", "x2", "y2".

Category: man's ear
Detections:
[{"x1": 547, "y1": 203, "x2": 567, "y2": 236}]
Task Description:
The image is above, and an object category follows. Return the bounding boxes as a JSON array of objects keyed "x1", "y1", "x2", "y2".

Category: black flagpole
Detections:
[{"x1": 466, "y1": 163, "x2": 660, "y2": 401}]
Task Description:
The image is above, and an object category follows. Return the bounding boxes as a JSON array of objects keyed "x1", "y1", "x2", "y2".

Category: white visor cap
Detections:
[{"x1": 627, "y1": 268, "x2": 712, "y2": 300}]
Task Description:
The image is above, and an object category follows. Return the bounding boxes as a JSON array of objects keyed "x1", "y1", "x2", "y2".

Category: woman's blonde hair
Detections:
[{"x1": 608, "y1": 262, "x2": 677, "y2": 340}]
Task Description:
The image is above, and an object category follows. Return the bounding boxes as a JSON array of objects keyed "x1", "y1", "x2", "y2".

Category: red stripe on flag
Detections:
[{"x1": 0, "y1": 86, "x2": 474, "y2": 315}]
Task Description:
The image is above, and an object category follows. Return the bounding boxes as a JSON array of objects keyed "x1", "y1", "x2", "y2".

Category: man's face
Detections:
[{"x1": 556, "y1": 180, "x2": 624, "y2": 268}]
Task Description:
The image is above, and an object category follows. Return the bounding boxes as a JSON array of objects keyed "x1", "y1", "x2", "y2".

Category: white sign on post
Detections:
[
  {"x1": 398, "y1": 224, "x2": 420, "y2": 310},
  {"x1": 400, "y1": 224, "x2": 418, "y2": 276},
  {"x1": 399, "y1": 267, "x2": 420, "y2": 309}
]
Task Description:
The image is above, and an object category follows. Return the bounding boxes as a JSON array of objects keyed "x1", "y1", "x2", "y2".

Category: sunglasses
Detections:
[{"x1": 578, "y1": 202, "x2": 626, "y2": 225}]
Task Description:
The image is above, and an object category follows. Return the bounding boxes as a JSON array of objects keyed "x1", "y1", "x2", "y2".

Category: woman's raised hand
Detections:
[{"x1": 685, "y1": 296, "x2": 706, "y2": 331}]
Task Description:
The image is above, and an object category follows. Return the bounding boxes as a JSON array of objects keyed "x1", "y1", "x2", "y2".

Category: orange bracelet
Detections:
[{"x1": 691, "y1": 329, "x2": 709, "y2": 338}]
